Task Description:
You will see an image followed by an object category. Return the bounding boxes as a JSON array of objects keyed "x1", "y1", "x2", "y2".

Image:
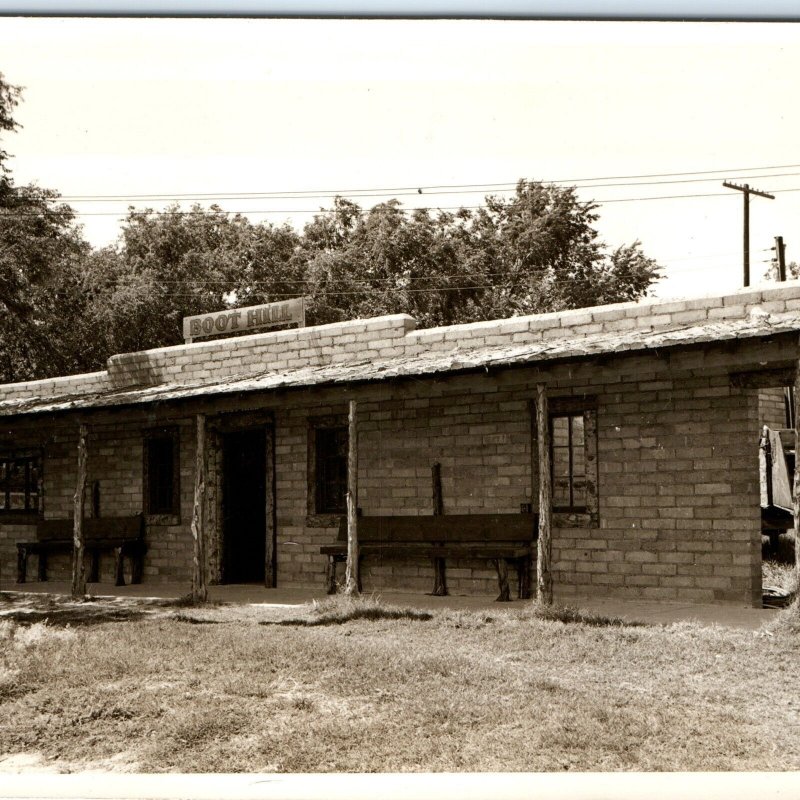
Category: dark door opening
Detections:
[{"x1": 222, "y1": 428, "x2": 267, "y2": 584}]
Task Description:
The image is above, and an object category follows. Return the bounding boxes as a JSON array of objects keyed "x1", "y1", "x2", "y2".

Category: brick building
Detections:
[{"x1": 2, "y1": 283, "x2": 799, "y2": 606}]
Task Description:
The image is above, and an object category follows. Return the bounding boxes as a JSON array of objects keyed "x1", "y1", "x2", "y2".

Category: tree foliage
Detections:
[
  {"x1": 299, "y1": 182, "x2": 661, "y2": 327},
  {"x1": 0, "y1": 74, "x2": 97, "y2": 382}
]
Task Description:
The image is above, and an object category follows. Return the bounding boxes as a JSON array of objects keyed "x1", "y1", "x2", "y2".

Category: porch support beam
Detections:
[
  {"x1": 344, "y1": 399, "x2": 359, "y2": 596},
  {"x1": 191, "y1": 413, "x2": 208, "y2": 603},
  {"x1": 794, "y1": 367, "x2": 800, "y2": 584},
  {"x1": 431, "y1": 462, "x2": 447, "y2": 596},
  {"x1": 71, "y1": 422, "x2": 88, "y2": 599},
  {"x1": 536, "y1": 383, "x2": 553, "y2": 606}
]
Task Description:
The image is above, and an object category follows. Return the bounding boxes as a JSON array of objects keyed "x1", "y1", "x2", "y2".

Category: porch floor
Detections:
[{"x1": 3, "y1": 580, "x2": 780, "y2": 630}]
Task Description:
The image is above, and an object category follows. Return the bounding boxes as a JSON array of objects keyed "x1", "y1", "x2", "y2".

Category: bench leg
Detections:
[
  {"x1": 114, "y1": 547, "x2": 126, "y2": 587},
  {"x1": 356, "y1": 555, "x2": 363, "y2": 594},
  {"x1": 131, "y1": 547, "x2": 144, "y2": 584},
  {"x1": 37, "y1": 550, "x2": 48, "y2": 582},
  {"x1": 326, "y1": 556, "x2": 338, "y2": 594},
  {"x1": 432, "y1": 557, "x2": 448, "y2": 596},
  {"x1": 494, "y1": 558, "x2": 511, "y2": 602},
  {"x1": 17, "y1": 546, "x2": 27, "y2": 584},
  {"x1": 518, "y1": 556, "x2": 532, "y2": 600},
  {"x1": 88, "y1": 549, "x2": 100, "y2": 584}
]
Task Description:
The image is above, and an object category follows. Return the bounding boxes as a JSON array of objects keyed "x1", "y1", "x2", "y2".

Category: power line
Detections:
[
  {"x1": 5, "y1": 185, "x2": 800, "y2": 218},
  {"x1": 50, "y1": 170, "x2": 800, "y2": 203},
  {"x1": 46, "y1": 163, "x2": 800, "y2": 202}
]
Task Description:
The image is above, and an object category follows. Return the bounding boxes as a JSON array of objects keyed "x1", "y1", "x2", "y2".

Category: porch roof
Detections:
[{"x1": 1, "y1": 308, "x2": 798, "y2": 418}]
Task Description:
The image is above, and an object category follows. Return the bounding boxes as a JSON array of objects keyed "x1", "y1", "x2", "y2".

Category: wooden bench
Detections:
[
  {"x1": 16, "y1": 515, "x2": 146, "y2": 586},
  {"x1": 320, "y1": 513, "x2": 538, "y2": 601}
]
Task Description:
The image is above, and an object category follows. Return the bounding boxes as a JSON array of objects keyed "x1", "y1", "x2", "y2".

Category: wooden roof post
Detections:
[
  {"x1": 344, "y1": 399, "x2": 359, "y2": 596},
  {"x1": 431, "y1": 462, "x2": 447, "y2": 596},
  {"x1": 536, "y1": 383, "x2": 553, "y2": 606},
  {"x1": 191, "y1": 413, "x2": 208, "y2": 603},
  {"x1": 794, "y1": 369, "x2": 800, "y2": 585},
  {"x1": 71, "y1": 422, "x2": 89, "y2": 599}
]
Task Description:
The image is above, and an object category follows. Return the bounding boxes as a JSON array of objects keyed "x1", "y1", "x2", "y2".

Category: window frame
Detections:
[
  {"x1": 143, "y1": 427, "x2": 180, "y2": 525},
  {"x1": 307, "y1": 415, "x2": 348, "y2": 525},
  {"x1": 0, "y1": 450, "x2": 43, "y2": 520},
  {"x1": 531, "y1": 395, "x2": 599, "y2": 528},
  {"x1": 550, "y1": 411, "x2": 588, "y2": 513}
]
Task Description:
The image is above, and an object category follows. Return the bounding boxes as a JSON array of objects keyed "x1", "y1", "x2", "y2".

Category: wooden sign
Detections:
[{"x1": 183, "y1": 298, "x2": 305, "y2": 343}]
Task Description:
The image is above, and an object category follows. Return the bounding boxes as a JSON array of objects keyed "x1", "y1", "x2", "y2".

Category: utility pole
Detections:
[
  {"x1": 722, "y1": 181, "x2": 775, "y2": 287},
  {"x1": 773, "y1": 235, "x2": 787, "y2": 282}
]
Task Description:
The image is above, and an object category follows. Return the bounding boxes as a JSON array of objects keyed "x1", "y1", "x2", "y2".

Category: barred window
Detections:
[
  {"x1": 144, "y1": 429, "x2": 179, "y2": 516},
  {"x1": 314, "y1": 426, "x2": 348, "y2": 515},
  {"x1": 0, "y1": 455, "x2": 41, "y2": 514},
  {"x1": 551, "y1": 413, "x2": 587, "y2": 512}
]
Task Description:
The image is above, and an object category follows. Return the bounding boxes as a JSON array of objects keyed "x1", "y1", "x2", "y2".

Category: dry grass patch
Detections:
[{"x1": 0, "y1": 593, "x2": 798, "y2": 773}]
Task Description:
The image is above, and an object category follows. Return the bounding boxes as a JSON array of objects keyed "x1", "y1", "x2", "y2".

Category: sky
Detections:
[{"x1": 1, "y1": 17, "x2": 799, "y2": 299}]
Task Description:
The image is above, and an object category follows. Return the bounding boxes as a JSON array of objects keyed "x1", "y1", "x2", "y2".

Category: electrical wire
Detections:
[
  {"x1": 49, "y1": 162, "x2": 800, "y2": 202},
  {"x1": 4, "y1": 185, "x2": 800, "y2": 219}
]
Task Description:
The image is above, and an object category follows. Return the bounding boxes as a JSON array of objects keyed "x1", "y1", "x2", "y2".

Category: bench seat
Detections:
[
  {"x1": 321, "y1": 513, "x2": 538, "y2": 601},
  {"x1": 16, "y1": 515, "x2": 146, "y2": 586}
]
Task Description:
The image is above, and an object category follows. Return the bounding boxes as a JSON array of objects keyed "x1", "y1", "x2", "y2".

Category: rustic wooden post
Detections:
[
  {"x1": 191, "y1": 413, "x2": 208, "y2": 603},
  {"x1": 343, "y1": 399, "x2": 359, "y2": 596},
  {"x1": 71, "y1": 423, "x2": 88, "y2": 599},
  {"x1": 794, "y1": 371, "x2": 800, "y2": 584},
  {"x1": 264, "y1": 425, "x2": 276, "y2": 589},
  {"x1": 431, "y1": 462, "x2": 447, "y2": 596},
  {"x1": 536, "y1": 383, "x2": 553, "y2": 605}
]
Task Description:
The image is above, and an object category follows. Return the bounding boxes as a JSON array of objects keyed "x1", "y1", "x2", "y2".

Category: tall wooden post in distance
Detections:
[
  {"x1": 71, "y1": 423, "x2": 89, "y2": 599},
  {"x1": 794, "y1": 367, "x2": 800, "y2": 585},
  {"x1": 536, "y1": 384, "x2": 553, "y2": 606},
  {"x1": 722, "y1": 181, "x2": 775, "y2": 287},
  {"x1": 344, "y1": 399, "x2": 359, "y2": 596},
  {"x1": 191, "y1": 413, "x2": 208, "y2": 603}
]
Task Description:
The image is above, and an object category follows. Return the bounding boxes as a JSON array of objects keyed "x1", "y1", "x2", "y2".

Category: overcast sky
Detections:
[{"x1": 1, "y1": 17, "x2": 799, "y2": 299}]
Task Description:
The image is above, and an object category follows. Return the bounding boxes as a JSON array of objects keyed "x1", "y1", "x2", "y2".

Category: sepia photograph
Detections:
[{"x1": 0, "y1": 10, "x2": 798, "y2": 793}]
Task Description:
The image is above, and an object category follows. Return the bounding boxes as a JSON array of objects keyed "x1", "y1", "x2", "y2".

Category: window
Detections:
[
  {"x1": 532, "y1": 396, "x2": 598, "y2": 526},
  {"x1": 0, "y1": 454, "x2": 41, "y2": 515},
  {"x1": 551, "y1": 413, "x2": 587, "y2": 512},
  {"x1": 144, "y1": 429, "x2": 179, "y2": 519},
  {"x1": 308, "y1": 418, "x2": 348, "y2": 517}
]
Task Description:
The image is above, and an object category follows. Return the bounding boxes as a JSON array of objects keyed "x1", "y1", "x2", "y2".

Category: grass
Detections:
[
  {"x1": 1, "y1": 593, "x2": 799, "y2": 773},
  {"x1": 763, "y1": 560, "x2": 798, "y2": 596}
]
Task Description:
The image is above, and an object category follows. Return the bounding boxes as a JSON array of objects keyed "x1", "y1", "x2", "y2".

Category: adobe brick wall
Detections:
[
  {"x1": 0, "y1": 333, "x2": 782, "y2": 604},
  {"x1": 758, "y1": 387, "x2": 789, "y2": 431},
  {"x1": 3, "y1": 281, "x2": 800, "y2": 603},
  {"x1": 0, "y1": 420, "x2": 196, "y2": 585}
]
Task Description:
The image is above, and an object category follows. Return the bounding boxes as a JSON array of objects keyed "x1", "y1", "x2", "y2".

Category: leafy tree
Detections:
[
  {"x1": 0, "y1": 72, "x2": 22, "y2": 187},
  {"x1": 300, "y1": 181, "x2": 661, "y2": 327},
  {"x1": 90, "y1": 205, "x2": 303, "y2": 355},
  {"x1": 0, "y1": 73, "x2": 96, "y2": 382}
]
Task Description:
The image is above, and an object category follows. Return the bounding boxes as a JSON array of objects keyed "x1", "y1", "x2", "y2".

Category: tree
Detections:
[
  {"x1": 0, "y1": 74, "x2": 97, "y2": 382},
  {"x1": 97, "y1": 205, "x2": 303, "y2": 355},
  {"x1": 299, "y1": 181, "x2": 662, "y2": 327},
  {"x1": 0, "y1": 72, "x2": 23, "y2": 187}
]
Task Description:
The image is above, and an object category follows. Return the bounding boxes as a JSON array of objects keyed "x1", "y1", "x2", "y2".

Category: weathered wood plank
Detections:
[
  {"x1": 794, "y1": 368, "x2": 800, "y2": 583},
  {"x1": 536, "y1": 383, "x2": 553, "y2": 605},
  {"x1": 191, "y1": 413, "x2": 208, "y2": 603},
  {"x1": 431, "y1": 461, "x2": 447, "y2": 596},
  {"x1": 71, "y1": 423, "x2": 88, "y2": 599},
  {"x1": 265, "y1": 424, "x2": 276, "y2": 588},
  {"x1": 330, "y1": 513, "x2": 537, "y2": 545},
  {"x1": 344, "y1": 399, "x2": 359, "y2": 595}
]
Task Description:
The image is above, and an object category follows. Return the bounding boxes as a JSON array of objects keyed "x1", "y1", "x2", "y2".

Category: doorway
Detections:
[{"x1": 222, "y1": 427, "x2": 270, "y2": 584}]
